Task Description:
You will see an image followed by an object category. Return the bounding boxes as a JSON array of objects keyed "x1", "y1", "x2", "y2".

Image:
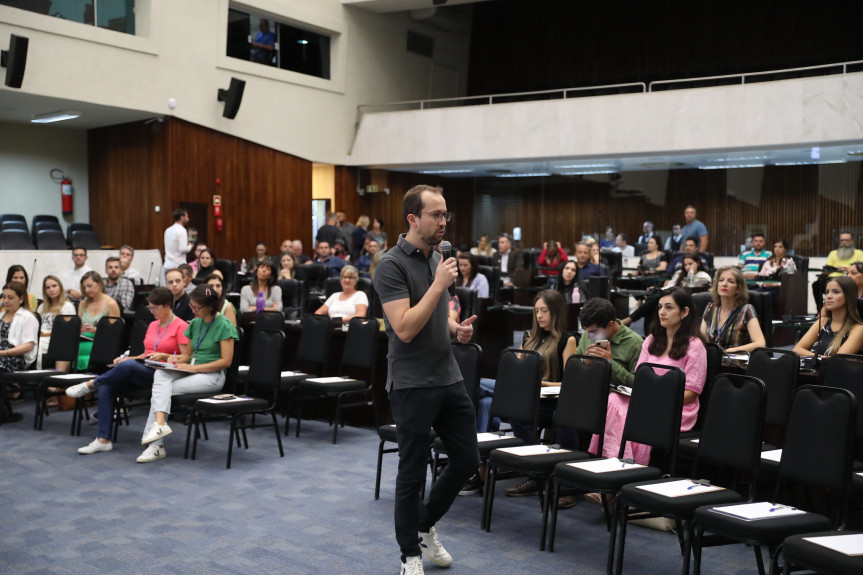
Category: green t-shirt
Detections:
[
  {"x1": 575, "y1": 320, "x2": 644, "y2": 388},
  {"x1": 185, "y1": 314, "x2": 238, "y2": 366}
]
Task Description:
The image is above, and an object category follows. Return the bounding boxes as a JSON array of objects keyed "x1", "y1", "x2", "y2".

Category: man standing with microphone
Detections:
[{"x1": 374, "y1": 185, "x2": 478, "y2": 575}]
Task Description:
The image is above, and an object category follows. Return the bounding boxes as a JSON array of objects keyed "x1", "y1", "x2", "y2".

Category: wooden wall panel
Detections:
[{"x1": 89, "y1": 118, "x2": 312, "y2": 262}]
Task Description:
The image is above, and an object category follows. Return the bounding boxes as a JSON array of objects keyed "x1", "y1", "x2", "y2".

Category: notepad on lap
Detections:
[{"x1": 567, "y1": 458, "x2": 645, "y2": 473}]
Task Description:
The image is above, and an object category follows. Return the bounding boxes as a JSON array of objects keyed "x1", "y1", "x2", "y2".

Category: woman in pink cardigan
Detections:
[{"x1": 590, "y1": 288, "x2": 707, "y2": 465}]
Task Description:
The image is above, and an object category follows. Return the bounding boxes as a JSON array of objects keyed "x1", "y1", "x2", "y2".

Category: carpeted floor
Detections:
[{"x1": 0, "y1": 398, "x2": 761, "y2": 574}]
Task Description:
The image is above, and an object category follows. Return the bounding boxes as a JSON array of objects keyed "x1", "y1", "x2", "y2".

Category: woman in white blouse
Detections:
[{"x1": 315, "y1": 265, "x2": 369, "y2": 322}]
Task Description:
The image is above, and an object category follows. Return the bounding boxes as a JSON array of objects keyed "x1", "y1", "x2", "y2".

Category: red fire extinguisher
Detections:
[{"x1": 61, "y1": 178, "x2": 73, "y2": 214}]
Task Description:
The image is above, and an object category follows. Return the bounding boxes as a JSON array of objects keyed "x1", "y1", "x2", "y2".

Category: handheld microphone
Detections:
[{"x1": 440, "y1": 241, "x2": 456, "y2": 296}]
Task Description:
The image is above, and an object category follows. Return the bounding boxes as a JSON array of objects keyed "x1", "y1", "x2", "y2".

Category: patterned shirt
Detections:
[
  {"x1": 105, "y1": 277, "x2": 135, "y2": 311},
  {"x1": 738, "y1": 249, "x2": 771, "y2": 274},
  {"x1": 702, "y1": 302, "x2": 757, "y2": 350}
]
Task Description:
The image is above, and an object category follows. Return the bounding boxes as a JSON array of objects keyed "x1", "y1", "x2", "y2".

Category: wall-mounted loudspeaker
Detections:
[
  {"x1": 217, "y1": 77, "x2": 246, "y2": 119},
  {"x1": 1, "y1": 34, "x2": 29, "y2": 89}
]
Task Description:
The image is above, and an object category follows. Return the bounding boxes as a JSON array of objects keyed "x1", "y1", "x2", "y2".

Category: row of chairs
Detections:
[{"x1": 0, "y1": 214, "x2": 101, "y2": 250}]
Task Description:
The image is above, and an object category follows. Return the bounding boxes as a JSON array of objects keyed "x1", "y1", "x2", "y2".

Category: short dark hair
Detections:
[
  {"x1": 73, "y1": 247, "x2": 88, "y2": 255},
  {"x1": 578, "y1": 298, "x2": 616, "y2": 329},
  {"x1": 684, "y1": 236, "x2": 699, "y2": 246},
  {"x1": 177, "y1": 264, "x2": 193, "y2": 277},
  {"x1": 752, "y1": 233, "x2": 765, "y2": 240},
  {"x1": 617, "y1": 233, "x2": 628, "y2": 243},
  {"x1": 105, "y1": 256, "x2": 121, "y2": 266},
  {"x1": 146, "y1": 286, "x2": 174, "y2": 307},
  {"x1": 403, "y1": 185, "x2": 443, "y2": 226},
  {"x1": 173, "y1": 208, "x2": 187, "y2": 221},
  {"x1": 189, "y1": 284, "x2": 220, "y2": 315}
]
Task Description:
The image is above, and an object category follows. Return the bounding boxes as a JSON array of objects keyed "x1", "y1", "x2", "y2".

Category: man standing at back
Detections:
[
  {"x1": 163, "y1": 209, "x2": 192, "y2": 286},
  {"x1": 680, "y1": 205, "x2": 709, "y2": 252},
  {"x1": 374, "y1": 185, "x2": 478, "y2": 575}
]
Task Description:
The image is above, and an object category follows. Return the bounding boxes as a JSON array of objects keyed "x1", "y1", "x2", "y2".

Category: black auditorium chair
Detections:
[
  {"x1": 187, "y1": 328, "x2": 285, "y2": 468},
  {"x1": 692, "y1": 385, "x2": 856, "y2": 575},
  {"x1": 747, "y1": 290, "x2": 774, "y2": 347},
  {"x1": 32, "y1": 217, "x2": 62, "y2": 241},
  {"x1": 66, "y1": 223, "x2": 93, "y2": 246},
  {"x1": 70, "y1": 229, "x2": 101, "y2": 251},
  {"x1": 677, "y1": 342, "x2": 723, "y2": 462},
  {"x1": 0, "y1": 213, "x2": 27, "y2": 226},
  {"x1": 454, "y1": 286, "x2": 478, "y2": 323},
  {"x1": 478, "y1": 265, "x2": 500, "y2": 302},
  {"x1": 1, "y1": 220, "x2": 28, "y2": 233},
  {"x1": 282, "y1": 314, "x2": 332, "y2": 436},
  {"x1": 613, "y1": 374, "x2": 766, "y2": 575},
  {"x1": 748, "y1": 348, "x2": 799, "y2": 477},
  {"x1": 548, "y1": 363, "x2": 686, "y2": 574},
  {"x1": 295, "y1": 316, "x2": 379, "y2": 444},
  {"x1": 35, "y1": 229, "x2": 68, "y2": 250},
  {"x1": 0, "y1": 229, "x2": 34, "y2": 250},
  {"x1": 296, "y1": 263, "x2": 328, "y2": 295},
  {"x1": 214, "y1": 259, "x2": 238, "y2": 292},
  {"x1": 277, "y1": 279, "x2": 304, "y2": 319},
  {"x1": 782, "y1": 530, "x2": 863, "y2": 575},
  {"x1": 323, "y1": 276, "x2": 373, "y2": 303},
  {"x1": 484, "y1": 355, "x2": 611, "y2": 550}
]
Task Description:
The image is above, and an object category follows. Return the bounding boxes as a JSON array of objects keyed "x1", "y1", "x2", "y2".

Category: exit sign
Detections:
[{"x1": 366, "y1": 184, "x2": 379, "y2": 194}]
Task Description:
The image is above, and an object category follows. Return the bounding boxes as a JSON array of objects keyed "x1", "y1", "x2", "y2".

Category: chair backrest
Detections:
[
  {"x1": 71, "y1": 229, "x2": 101, "y2": 250},
  {"x1": 31, "y1": 214, "x2": 59, "y2": 228},
  {"x1": 478, "y1": 265, "x2": 500, "y2": 302},
  {"x1": 1, "y1": 220, "x2": 28, "y2": 232},
  {"x1": 214, "y1": 259, "x2": 238, "y2": 292},
  {"x1": 0, "y1": 229, "x2": 34, "y2": 250},
  {"x1": 296, "y1": 314, "x2": 332, "y2": 371},
  {"x1": 128, "y1": 319, "x2": 150, "y2": 357},
  {"x1": 823, "y1": 354, "x2": 863, "y2": 440},
  {"x1": 66, "y1": 222, "x2": 93, "y2": 241},
  {"x1": 32, "y1": 219, "x2": 62, "y2": 237},
  {"x1": 277, "y1": 278, "x2": 304, "y2": 319},
  {"x1": 323, "y1": 276, "x2": 374, "y2": 305},
  {"x1": 692, "y1": 343, "x2": 723, "y2": 431},
  {"x1": 296, "y1": 264, "x2": 328, "y2": 293},
  {"x1": 452, "y1": 342, "x2": 482, "y2": 408},
  {"x1": 0, "y1": 213, "x2": 26, "y2": 225},
  {"x1": 555, "y1": 355, "x2": 611, "y2": 454},
  {"x1": 253, "y1": 310, "x2": 285, "y2": 334},
  {"x1": 36, "y1": 229, "x2": 68, "y2": 250},
  {"x1": 341, "y1": 317, "x2": 379, "y2": 372},
  {"x1": 246, "y1": 328, "x2": 285, "y2": 395},
  {"x1": 87, "y1": 316, "x2": 126, "y2": 370},
  {"x1": 222, "y1": 326, "x2": 244, "y2": 394},
  {"x1": 696, "y1": 375, "x2": 766, "y2": 485},
  {"x1": 620, "y1": 363, "x2": 686, "y2": 473},
  {"x1": 489, "y1": 348, "x2": 543, "y2": 429},
  {"x1": 44, "y1": 314, "x2": 81, "y2": 364},
  {"x1": 747, "y1": 290, "x2": 773, "y2": 347},
  {"x1": 691, "y1": 292, "x2": 712, "y2": 318},
  {"x1": 778, "y1": 385, "x2": 856, "y2": 524},
  {"x1": 746, "y1": 347, "x2": 798, "y2": 429},
  {"x1": 454, "y1": 286, "x2": 478, "y2": 322}
]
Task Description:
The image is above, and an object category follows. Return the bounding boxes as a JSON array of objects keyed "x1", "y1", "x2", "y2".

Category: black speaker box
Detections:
[
  {"x1": 1, "y1": 34, "x2": 29, "y2": 89},
  {"x1": 217, "y1": 77, "x2": 245, "y2": 119}
]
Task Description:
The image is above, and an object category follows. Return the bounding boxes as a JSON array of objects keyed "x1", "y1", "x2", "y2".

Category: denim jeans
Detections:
[
  {"x1": 93, "y1": 360, "x2": 157, "y2": 440},
  {"x1": 389, "y1": 383, "x2": 479, "y2": 560}
]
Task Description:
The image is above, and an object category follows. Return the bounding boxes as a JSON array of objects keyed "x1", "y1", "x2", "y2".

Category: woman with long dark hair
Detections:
[
  {"x1": 1, "y1": 265, "x2": 37, "y2": 312},
  {"x1": 205, "y1": 273, "x2": 237, "y2": 326},
  {"x1": 239, "y1": 260, "x2": 282, "y2": 312},
  {"x1": 537, "y1": 240, "x2": 567, "y2": 274},
  {"x1": 556, "y1": 260, "x2": 581, "y2": 304},
  {"x1": 793, "y1": 276, "x2": 863, "y2": 357},
  {"x1": 455, "y1": 253, "x2": 489, "y2": 299}
]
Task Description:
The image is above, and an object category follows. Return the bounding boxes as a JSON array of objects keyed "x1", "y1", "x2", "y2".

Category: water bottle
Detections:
[
  {"x1": 240, "y1": 258, "x2": 248, "y2": 274},
  {"x1": 687, "y1": 269, "x2": 695, "y2": 287},
  {"x1": 256, "y1": 291, "x2": 265, "y2": 312},
  {"x1": 786, "y1": 258, "x2": 796, "y2": 275}
]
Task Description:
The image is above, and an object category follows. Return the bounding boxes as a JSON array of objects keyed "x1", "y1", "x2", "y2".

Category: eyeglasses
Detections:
[
  {"x1": 419, "y1": 211, "x2": 452, "y2": 223},
  {"x1": 189, "y1": 303, "x2": 201, "y2": 312}
]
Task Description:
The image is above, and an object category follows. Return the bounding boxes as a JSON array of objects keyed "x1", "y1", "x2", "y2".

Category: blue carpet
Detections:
[{"x1": 0, "y1": 399, "x2": 760, "y2": 574}]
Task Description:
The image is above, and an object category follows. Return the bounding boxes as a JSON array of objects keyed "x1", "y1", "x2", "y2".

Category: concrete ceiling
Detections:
[
  {"x1": 342, "y1": 0, "x2": 493, "y2": 13},
  {"x1": 0, "y1": 89, "x2": 156, "y2": 130}
]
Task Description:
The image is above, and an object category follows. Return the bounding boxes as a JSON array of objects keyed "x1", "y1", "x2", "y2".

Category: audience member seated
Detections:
[
  {"x1": 448, "y1": 293, "x2": 461, "y2": 322},
  {"x1": 846, "y1": 262, "x2": 863, "y2": 299},
  {"x1": 599, "y1": 227, "x2": 616, "y2": 249},
  {"x1": 314, "y1": 265, "x2": 368, "y2": 322},
  {"x1": 332, "y1": 238, "x2": 350, "y2": 261},
  {"x1": 455, "y1": 253, "x2": 489, "y2": 298},
  {"x1": 0, "y1": 265, "x2": 37, "y2": 312},
  {"x1": 205, "y1": 273, "x2": 237, "y2": 326},
  {"x1": 612, "y1": 233, "x2": 635, "y2": 257},
  {"x1": 570, "y1": 241, "x2": 604, "y2": 281},
  {"x1": 622, "y1": 256, "x2": 711, "y2": 327},
  {"x1": 700, "y1": 267, "x2": 766, "y2": 353},
  {"x1": 752, "y1": 238, "x2": 791, "y2": 293},
  {"x1": 493, "y1": 233, "x2": 522, "y2": 286},
  {"x1": 537, "y1": 240, "x2": 567, "y2": 275},
  {"x1": 76, "y1": 271, "x2": 122, "y2": 370},
  {"x1": 309, "y1": 240, "x2": 347, "y2": 277},
  {"x1": 35, "y1": 275, "x2": 76, "y2": 370},
  {"x1": 67, "y1": 287, "x2": 190, "y2": 455},
  {"x1": 591, "y1": 289, "x2": 706, "y2": 468},
  {"x1": 0, "y1": 281, "x2": 39, "y2": 374},
  {"x1": 194, "y1": 248, "x2": 216, "y2": 279},
  {"x1": 633, "y1": 236, "x2": 667, "y2": 276},
  {"x1": 555, "y1": 261, "x2": 581, "y2": 304},
  {"x1": 470, "y1": 234, "x2": 496, "y2": 258},
  {"x1": 136, "y1": 285, "x2": 238, "y2": 463},
  {"x1": 368, "y1": 217, "x2": 387, "y2": 249},
  {"x1": 188, "y1": 243, "x2": 207, "y2": 276},
  {"x1": 277, "y1": 251, "x2": 299, "y2": 280},
  {"x1": 825, "y1": 231, "x2": 863, "y2": 277},
  {"x1": 738, "y1": 233, "x2": 771, "y2": 279},
  {"x1": 248, "y1": 241, "x2": 270, "y2": 273},
  {"x1": 355, "y1": 239, "x2": 380, "y2": 277},
  {"x1": 636, "y1": 221, "x2": 655, "y2": 246},
  {"x1": 175, "y1": 264, "x2": 194, "y2": 295},
  {"x1": 369, "y1": 251, "x2": 384, "y2": 280},
  {"x1": 165, "y1": 268, "x2": 194, "y2": 322},
  {"x1": 240, "y1": 261, "x2": 282, "y2": 313},
  {"x1": 292, "y1": 240, "x2": 311, "y2": 264},
  {"x1": 119, "y1": 245, "x2": 142, "y2": 285},
  {"x1": 62, "y1": 247, "x2": 93, "y2": 300},
  {"x1": 668, "y1": 236, "x2": 709, "y2": 276},
  {"x1": 589, "y1": 243, "x2": 601, "y2": 266},
  {"x1": 664, "y1": 224, "x2": 683, "y2": 252},
  {"x1": 104, "y1": 257, "x2": 134, "y2": 311},
  {"x1": 793, "y1": 276, "x2": 863, "y2": 358}
]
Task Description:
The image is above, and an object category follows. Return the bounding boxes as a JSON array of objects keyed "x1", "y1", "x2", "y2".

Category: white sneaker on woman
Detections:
[
  {"x1": 136, "y1": 443, "x2": 166, "y2": 463},
  {"x1": 141, "y1": 423, "x2": 172, "y2": 445},
  {"x1": 66, "y1": 382, "x2": 94, "y2": 398},
  {"x1": 78, "y1": 439, "x2": 112, "y2": 454}
]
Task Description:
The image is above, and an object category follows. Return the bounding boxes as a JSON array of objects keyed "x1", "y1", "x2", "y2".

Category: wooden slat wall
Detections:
[{"x1": 88, "y1": 118, "x2": 312, "y2": 262}]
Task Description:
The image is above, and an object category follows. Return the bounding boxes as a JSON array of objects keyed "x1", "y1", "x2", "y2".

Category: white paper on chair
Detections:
[
  {"x1": 635, "y1": 479, "x2": 725, "y2": 498},
  {"x1": 760, "y1": 449, "x2": 782, "y2": 463},
  {"x1": 803, "y1": 533, "x2": 863, "y2": 556},
  {"x1": 566, "y1": 458, "x2": 645, "y2": 473},
  {"x1": 476, "y1": 432, "x2": 513, "y2": 443},
  {"x1": 197, "y1": 396, "x2": 255, "y2": 404},
  {"x1": 48, "y1": 373, "x2": 93, "y2": 380},
  {"x1": 496, "y1": 444, "x2": 571, "y2": 456},
  {"x1": 540, "y1": 386, "x2": 561, "y2": 397},
  {"x1": 280, "y1": 371, "x2": 307, "y2": 377},
  {"x1": 18, "y1": 369, "x2": 57, "y2": 374},
  {"x1": 238, "y1": 365, "x2": 249, "y2": 372},
  {"x1": 304, "y1": 377, "x2": 356, "y2": 384},
  {"x1": 690, "y1": 439, "x2": 700, "y2": 444},
  {"x1": 710, "y1": 501, "x2": 805, "y2": 521}
]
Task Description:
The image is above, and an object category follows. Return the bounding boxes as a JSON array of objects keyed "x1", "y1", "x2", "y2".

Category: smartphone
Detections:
[{"x1": 595, "y1": 340, "x2": 609, "y2": 350}]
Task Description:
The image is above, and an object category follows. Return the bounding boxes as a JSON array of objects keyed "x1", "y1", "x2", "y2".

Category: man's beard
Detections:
[
  {"x1": 422, "y1": 230, "x2": 444, "y2": 246},
  {"x1": 837, "y1": 246, "x2": 855, "y2": 260}
]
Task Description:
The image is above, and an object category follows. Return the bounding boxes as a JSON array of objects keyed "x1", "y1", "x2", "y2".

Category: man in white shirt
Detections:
[
  {"x1": 612, "y1": 233, "x2": 635, "y2": 258},
  {"x1": 62, "y1": 247, "x2": 93, "y2": 300},
  {"x1": 119, "y1": 245, "x2": 143, "y2": 285},
  {"x1": 163, "y1": 208, "x2": 192, "y2": 285}
]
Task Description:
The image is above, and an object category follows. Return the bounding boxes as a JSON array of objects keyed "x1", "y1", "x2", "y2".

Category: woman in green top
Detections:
[{"x1": 137, "y1": 285, "x2": 238, "y2": 463}]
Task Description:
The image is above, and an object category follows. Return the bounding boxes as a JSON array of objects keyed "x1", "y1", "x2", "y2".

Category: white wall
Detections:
[{"x1": 0, "y1": 122, "x2": 89, "y2": 224}]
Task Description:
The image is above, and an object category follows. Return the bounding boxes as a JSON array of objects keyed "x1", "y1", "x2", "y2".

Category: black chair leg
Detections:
[
  {"x1": 375, "y1": 439, "x2": 385, "y2": 500},
  {"x1": 692, "y1": 524, "x2": 704, "y2": 575},
  {"x1": 295, "y1": 393, "x2": 304, "y2": 438},
  {"x1": 483, "y1": 463, "x2": 497, "y2": 531},
  {"x1": 614, "y1": 503, "x2": 628, "y2": 575},
  {"x1": 271, "y1": 412, "x2": 284, "y2": 457},
  {"x1": 332, "y1": 393, "x2": 342, "y2": 444},
  {"x1": 548, "y1": 479, "x2": 560, "y2": 552},
  {"x1": 540, "y1": 476, "x2": 552, "y2": 551},
  {"x1": 184, "y1": 414, "x2": 194, "y2": 459},
  {"x1": 606, "y1": 492, "x2": 621, "y2": 575},
  {"x1": 226, "y1": 417, "x2": 236, "y2": 469},
  {"x1": 683, "y1": 521, "x2": 695, "y2": 575},
  {"x1": 754, "y1": 544, "x2": 766, "y2": 575}
]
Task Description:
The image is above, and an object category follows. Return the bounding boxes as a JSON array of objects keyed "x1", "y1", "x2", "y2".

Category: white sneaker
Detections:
[
  {"x1": 141, "y1": 423, "x2": 172, "y2": 445},
  {"x1": 400, "y1": 556, "x2": 424, "y2": 575},
  {"x1": 66, "y1": 382, "x2": 94, "y2": 398},
  {"x1": 419, "y1": 527, "x2": 452, "y2": 567},
  {"x1": 136, "y1": 443, "x2": 166, "y2": 463},
  {"x1": 78, "y1": 439, "x2": 112, "y2": 454}
]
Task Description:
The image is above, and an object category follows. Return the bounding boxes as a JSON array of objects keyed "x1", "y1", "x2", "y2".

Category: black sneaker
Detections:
[{"x1": 458, "y1": 474, "x2": 483, "y2": 496}]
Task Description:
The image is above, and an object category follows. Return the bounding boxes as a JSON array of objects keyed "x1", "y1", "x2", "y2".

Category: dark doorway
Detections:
[{"x1": 180, "y1": 203, "x2": 208, "y2": 262}]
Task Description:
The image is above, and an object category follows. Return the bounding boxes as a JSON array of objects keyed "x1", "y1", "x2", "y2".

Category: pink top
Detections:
[{"x1": 143, "y1": 317, "x2": 189, "y2": 355}]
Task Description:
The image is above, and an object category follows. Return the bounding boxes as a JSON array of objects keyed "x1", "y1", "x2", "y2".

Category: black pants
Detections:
[{"x1": 389, "y1": 382, "x2": 479, "y2": 560}]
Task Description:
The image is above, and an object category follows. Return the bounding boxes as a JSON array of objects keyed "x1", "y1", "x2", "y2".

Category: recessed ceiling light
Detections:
[
  {"x1": 418, "y1": 169, "x2": 473, "y2": 174},
  {"x1": 297, "y1": 39, "x2": 309, "y2": 45},
  {"x1": 699, "y1": 163, "x2": 764, "y2": 170},
  {"x1": 496, "y1": 172, "x2": 551, "y2": 178},
  {"x1": 31, "y1": 110, "x2": 81, "y2": 124}
]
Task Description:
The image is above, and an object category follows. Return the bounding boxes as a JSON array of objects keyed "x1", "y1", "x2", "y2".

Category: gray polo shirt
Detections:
[{"x1": 373, "y1": 234, "x2": 462, "y2": 392}]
